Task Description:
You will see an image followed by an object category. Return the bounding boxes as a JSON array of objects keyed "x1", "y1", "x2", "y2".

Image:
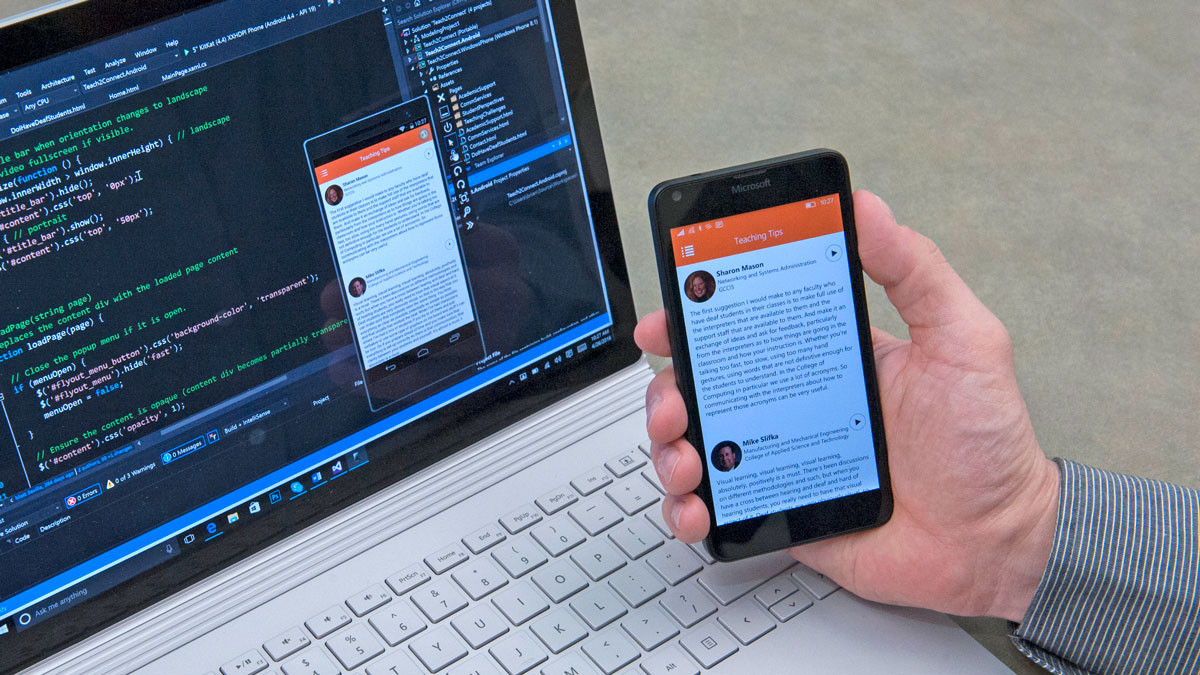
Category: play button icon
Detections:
[
  {"x1": 826, "y1": 245, "x2": 842, "y2": 262},
  {"x1": 849, "y1": 413, "x2": 866, "y2": 430}
]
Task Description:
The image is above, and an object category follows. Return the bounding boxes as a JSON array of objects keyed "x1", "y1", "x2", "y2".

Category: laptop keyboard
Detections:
[{"x1": 208, "y1": 445, "x2": 840, "y2": 675}]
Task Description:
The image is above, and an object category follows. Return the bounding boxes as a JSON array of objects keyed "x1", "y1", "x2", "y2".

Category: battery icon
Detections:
[{"x1": 805, "y1": 201, "x2": 816, "y2": 208}]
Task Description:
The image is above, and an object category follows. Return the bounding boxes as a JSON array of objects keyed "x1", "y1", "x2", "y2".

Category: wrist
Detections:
[{"x1": 988, "y1": 456, "x2": 1061, "y2": 622}]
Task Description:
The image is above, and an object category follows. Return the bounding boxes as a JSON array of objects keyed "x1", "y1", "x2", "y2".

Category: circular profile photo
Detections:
[
  {"x1": 324, "y1": 184, "x2": 344, "y2": 206},
  {"x1": 684, "y1": 270, "x2": 716, "y2": 303},
  {"x1": 711, "y1": 441, "x2": 742, "y2": 473},
  {"x1": 348, "y1": 277, "x2": 366, "y2": 298}
]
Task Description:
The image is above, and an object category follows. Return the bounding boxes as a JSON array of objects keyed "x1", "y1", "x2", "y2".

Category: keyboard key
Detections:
[
  {"x1": 282, "y1": 650, "x2": 340, "y2": 675},
  {"x1": 492, "y1": 536, "x2": 549, "y2": 578},
  {"x1": 491, "y1": 581, "x2": 550, "y2": 625},
  {"x1": 530, "y1": 518, "x2": 586, "y2": 557},
  {"x1": 644, "y1": 541, "x2": 703, "y2": 586},
  {"x1": 452, "y1": 557, "x2": 509, "y2": 600},
  {"x1": 658, "y1": 580, "x2": 717, "y2": 628},
  {"x1": 568, "y1": 500, "x2": 622, "y2": 536},
  {"x1": 717, "y1": 596, "x2": 776, "y2": 644},
  {"x1": 644, "y1": 512, "x2": 674, "y2": 540},
  {"x1": 530, "y1": 608, "x2": 589, "y2": 653},
  {"x1": 604, "y1": 451, "x2": 645, "y2": 477},
  {"x1": 426, "y1": 543, "x2": 470, "y2": 574},
  {"x1": 639, "y1": 644, "x2": 698, "y2": 675},
  {"x1": 463, "y1": 522, "x2": 508, "y2": 555},
  {"x1": 346, "y1": 583, "x2": 392, "y2": 617},
  {"x1": 366, "y1": 650, "x2": 423, "y2": 675},
  {"x1": 687, "y1": 542, "x2": 715, "y2": 565},
  {"x1": 386, "y1": 564, "x2": 432, "y2": 596},
  {"x1": 500, "y1": 504, "x2": 544, "y2": 534},
  {"x1": 541, "y1": 653, "x2": 601, "y2": 675},
  {"x1": 570, "y1": 467, "x2": 612, "y2": 496},
  {"x1": 768, "y1": 593, "x2": 812, "y2": 622},
  {"x1": 263, "y1": 626, "x2": 311, "y2": 661},
  {"x1": 450, "y1": 604, "x2": 509, "y2": 649},
  {"x1": 412, "y1": 578, "x2": 470, "y2": 623},
  {"x1": 791, "y1": 564, "x2": 840, "y2": 599},
  {"x1": 570, "y1": 539, "x2": 626, "y2": 581},
  {"x1": 638, "y1": 441, "x2": 652, "y2": 458},
  {"x1": 222, "y1": 650, "x2": 269, "y2": 675},
  {"x1": 326, "y1": 623, "x2": 385, "y2": 670},
  {"x1": 369, "y1": 602, "x2": 427, "y2": 646},
  {"x1": 697, "y1": 550, "x2": 794, "y2": 605},
  {"x1": 568, "y1": 586, "x2": 626, "y2": 630},
  {"x1": 607, "y1": 562, "x2": 665, "y2": 608},
  {"x1": 409, "y1": 626, "x2": 469, "y2": 672},
  {"x1": 305, "y1": 605, "x2": 351, "y2": 639},
  {"x1": 535, "y1": 487, "x2": 578, "y2": 515},
  {"x1": 754, "y1": 575, "x2": 799, "y2": 608},
  {"x1": 446, "y1": 657, "x2": 506, "y2": 675},
  {"x1": 606, "y1": 518, "x2": 663, "y2": 559},
  {"x1": 488, "y1": 632, "x2": 547, "y2": 675},
  {"x1": 581, "y1": 627, "x2": 639, "y2": 674},
  {"x1": 678, "y1": 619, "x2": 738, "y2": 668},
  {"x1": 640, "y1": 470, "x2": 665, "y2": 495},
  {"x1": 619, "y1": 606, "x2": 679, "y2": 651},
  {"x1": 604, "y1": 480, "x2": 659, "y2": 516},
  {"x1": 531, "y1": 559, "x2": 589, "y2": 603}
]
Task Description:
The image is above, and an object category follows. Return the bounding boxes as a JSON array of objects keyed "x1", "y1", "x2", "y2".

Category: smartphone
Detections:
[
  {"x1": 305, "y1": 97, "x2": 484, "y2": 411},
  {"x1": 649, "y1": 150, "x2": 892, "y2": 560}
]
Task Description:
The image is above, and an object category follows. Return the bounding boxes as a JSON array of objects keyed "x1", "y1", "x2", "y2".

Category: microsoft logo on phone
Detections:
[{"x1": 732, "y1": 178, "x2": 771, "y2": 194}]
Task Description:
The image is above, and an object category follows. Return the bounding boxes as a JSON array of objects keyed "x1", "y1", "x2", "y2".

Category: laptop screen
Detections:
[{"x1": 0, "y1": 0, "x2": 636, "y2": 664}]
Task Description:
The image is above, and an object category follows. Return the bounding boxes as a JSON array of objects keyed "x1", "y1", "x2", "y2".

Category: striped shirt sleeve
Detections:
[{"x1": 1010, "y1": 459, "x2": 1199, "y2": 675}]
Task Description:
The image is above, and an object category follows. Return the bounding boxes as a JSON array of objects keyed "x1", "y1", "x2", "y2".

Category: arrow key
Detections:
[
  {"x1": 769, "y1": 593, "x2": 813, "y2": 622},
  {"x1": 716, "y1": 597, "x2": 776, "y2": 645},
  {"x1": 753, "y1": 576, "x2": 799, "y2": 608}
]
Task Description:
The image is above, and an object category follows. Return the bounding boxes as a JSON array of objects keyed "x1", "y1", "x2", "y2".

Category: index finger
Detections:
[{"x1": 634, "y1": 309, "x2": 672, "y2": 357}]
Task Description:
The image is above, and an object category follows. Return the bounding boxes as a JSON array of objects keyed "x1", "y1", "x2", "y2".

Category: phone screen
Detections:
[
  {"x1": 671, "y1": 194, "x2": 881, "y2": 526},
  {"x1": 310, "y1": 103, "x2": 483, "y2": 411}
]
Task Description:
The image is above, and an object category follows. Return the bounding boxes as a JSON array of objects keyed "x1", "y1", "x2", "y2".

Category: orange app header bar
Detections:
[
  {"x1": 671, "y1": 194, "x2": 843, "y2": 266},
  {"x1": 314, "y1": 124, "x2": 432, "y2": 184}
]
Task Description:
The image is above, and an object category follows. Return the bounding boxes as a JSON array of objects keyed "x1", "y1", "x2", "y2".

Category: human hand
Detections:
[{"x1": 634, "y1": 190, "x2": 1059, "y2": 622}]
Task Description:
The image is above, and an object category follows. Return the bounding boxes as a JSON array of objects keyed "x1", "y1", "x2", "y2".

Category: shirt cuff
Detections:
[{"x1": 1009, "y1": 458, "x2": 1199, "y2": 675}]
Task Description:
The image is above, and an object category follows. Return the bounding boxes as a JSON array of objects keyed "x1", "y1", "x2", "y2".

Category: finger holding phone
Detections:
[{"x1": 642, "y1": 164, "x2": 1059, "y2": 621}]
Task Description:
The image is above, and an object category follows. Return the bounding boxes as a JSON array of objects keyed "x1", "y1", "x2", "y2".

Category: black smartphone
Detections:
[
  {"x1": 304, "y1": 97, "x2": 483, "y2": 411},
  {"x1": 649, "y1": 150, "x2": 892, "y2": 560}
]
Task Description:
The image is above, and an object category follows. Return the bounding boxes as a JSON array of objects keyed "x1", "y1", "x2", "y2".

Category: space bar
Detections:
[{"x1": 697, "y1": 550, "x2": 796, "y2": 605}]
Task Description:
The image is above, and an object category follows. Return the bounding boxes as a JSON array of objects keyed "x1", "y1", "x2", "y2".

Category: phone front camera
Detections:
[{"x1": 671, "y1": 190, "x2": 682, "y2": 202}]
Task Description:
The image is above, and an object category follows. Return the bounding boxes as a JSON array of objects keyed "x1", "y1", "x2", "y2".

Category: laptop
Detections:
[{"x1": 0, "y1": 1, "x2": 1012, "y2": 673}]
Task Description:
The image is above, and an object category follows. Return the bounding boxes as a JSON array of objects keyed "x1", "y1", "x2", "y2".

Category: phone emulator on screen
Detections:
[{"x1": 306, "y1": 98, "x2": 483, "y2": 411}]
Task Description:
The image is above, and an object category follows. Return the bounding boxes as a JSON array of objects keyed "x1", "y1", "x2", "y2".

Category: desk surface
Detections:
[{"x1": 5, "y1": 1, "x2": 1197, "y2": 672}]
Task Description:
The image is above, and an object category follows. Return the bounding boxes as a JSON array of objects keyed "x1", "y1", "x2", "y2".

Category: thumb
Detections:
[
  {"x1": 852, "y1": 191, "x2": 1007, "y2": 357},
  {"x1": 788, "y1": 534, "x2": 857, "y2": 588}
]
